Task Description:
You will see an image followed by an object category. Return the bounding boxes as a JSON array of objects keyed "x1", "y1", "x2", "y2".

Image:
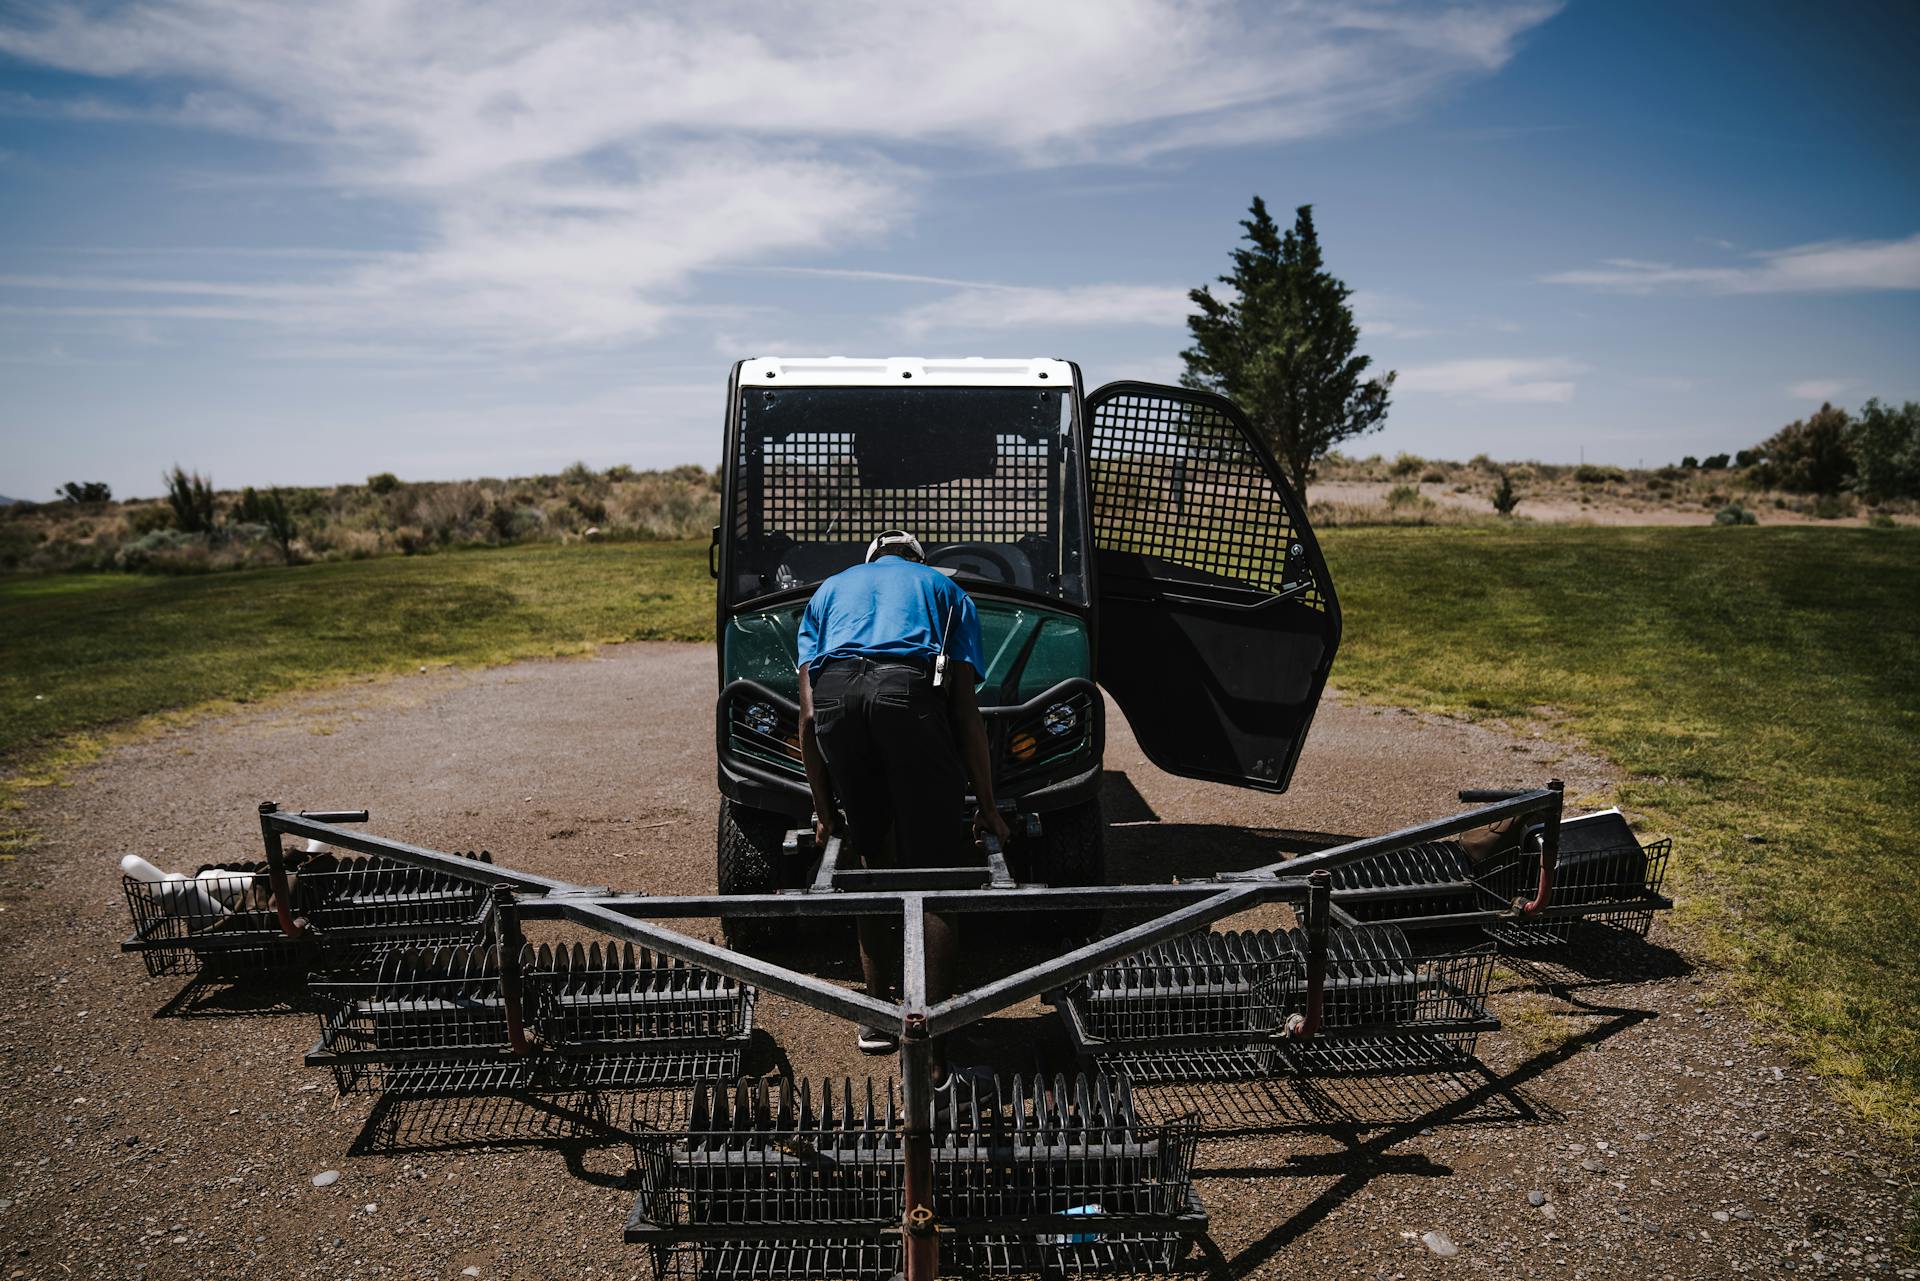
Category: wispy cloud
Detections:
[
  {"x1": 742, "y1": 266, "x2": 995, "y2": 290},
  {"x1": 1543, "y1": 232, "x2": 1920, "y2": 293},
  {"x1": 0, "y1": 0, "x2": 1556, "y2": 351},
  {"x1": 1396, "y1": 357, "x2": 1583, "y2": 403},
  {"x1": 1350, "y1": 289, "x2": 1434, "y2": 339},
  {"x1": 1788, "y1": 379, "x2": 1847, "y2": 401},
  {"x1": 896, "y1": 284, "x2": 1190, "y2": 337}
]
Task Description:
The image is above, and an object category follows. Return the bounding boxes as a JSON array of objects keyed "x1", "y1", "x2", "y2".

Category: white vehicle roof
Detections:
[{"x1": 740, "y1": 356, "x2": 1072, "y2": 387}]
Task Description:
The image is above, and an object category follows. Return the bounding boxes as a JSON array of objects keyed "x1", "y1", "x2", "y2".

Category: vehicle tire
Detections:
[
  {"x1": 717, "y1": 799, "x2": 797, "y2": 951},
  {"x1": 1022, "y1": 798, "x2": 1107, "y2": 942}
]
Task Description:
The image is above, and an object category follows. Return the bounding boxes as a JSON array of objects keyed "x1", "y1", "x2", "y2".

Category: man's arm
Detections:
[
  {"x1": 944, "y1": 661, "x2": 1011, "y2": 844},
  {"x1": 796, "y1": 664, "x2": 837, "y2": 846}
]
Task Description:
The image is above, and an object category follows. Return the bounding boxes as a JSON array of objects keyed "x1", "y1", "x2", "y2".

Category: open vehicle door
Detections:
[{"x1": 1086, "y1": 382, "x2": 1340, "y2": 792}]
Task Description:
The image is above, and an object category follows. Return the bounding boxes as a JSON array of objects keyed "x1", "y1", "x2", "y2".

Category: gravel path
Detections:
[{"x1": 0, "y1": 642, "x2": 1910, "y2": 1279}]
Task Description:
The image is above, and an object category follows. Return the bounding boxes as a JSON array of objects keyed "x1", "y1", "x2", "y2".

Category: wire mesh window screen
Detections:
[
  {"x1": 1089, "y1": 391, "x2": 1323, "y2": 609},
  {"x1": 746, "y1": 430, "x2": 1051, "y2": 546}
]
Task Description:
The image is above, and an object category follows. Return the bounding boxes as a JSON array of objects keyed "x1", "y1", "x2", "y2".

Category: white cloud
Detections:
[
  {"x1": 1350, "y1": 289, "x2": 1434, "y2": 339},
  {"x1": 1543, "y1": 232, "x2": 1920, "y2": 293},
  {"x1": 1788, "y1": 379, "x2": 1847, "y2": 401},
  {"x1": 0, "y1": 0, "x2": 1556, "y2": 350},
  {"x1": 1396, "y1": 357, "x2": 1583, "y2": 403},
  {"x1": 896, "y1": 284, "x2": 1190, "y2": 337}
]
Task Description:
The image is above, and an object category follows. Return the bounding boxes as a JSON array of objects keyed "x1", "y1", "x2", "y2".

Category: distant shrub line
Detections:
[
  {"x1": 1, "y1": 463, "x2": 719, "y2": 575},
  {"x1": 1317, "y1": 401, "x2": 1919, "y2": 527}
]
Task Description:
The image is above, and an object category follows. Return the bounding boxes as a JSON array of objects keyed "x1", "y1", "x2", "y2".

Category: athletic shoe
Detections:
[{"x1": 856, "y1": 1025, "x2": 899, "y2": 1054}]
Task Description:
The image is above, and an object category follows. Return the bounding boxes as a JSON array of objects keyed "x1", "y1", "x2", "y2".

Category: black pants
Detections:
[{"x1": 812, "y1": 658, "x2": 968, "y2": 868}]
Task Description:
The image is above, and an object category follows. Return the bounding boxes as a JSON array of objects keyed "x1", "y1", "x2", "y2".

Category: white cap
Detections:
[{"x1": 864, "y1": 530, "x2": 925, "y2": 562}]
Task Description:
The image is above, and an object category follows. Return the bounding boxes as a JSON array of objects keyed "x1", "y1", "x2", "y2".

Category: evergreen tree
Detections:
[{"x1": 1182, "y1": 198, "x2": 1394, "y2": 498}]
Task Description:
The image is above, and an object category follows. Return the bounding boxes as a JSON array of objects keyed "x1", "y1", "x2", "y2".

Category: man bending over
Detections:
[{"x1": 795, "y1": 530, "x2": 1011, "y2": 1066}]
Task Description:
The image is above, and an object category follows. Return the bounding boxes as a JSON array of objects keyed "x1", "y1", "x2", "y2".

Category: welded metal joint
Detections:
[
  {"x1": 1285, "y1": 869, "x2": 1331, "y2": 1042},
  {"x1": 492, "y1": 884, "x2": 532, "y2": 1054}
]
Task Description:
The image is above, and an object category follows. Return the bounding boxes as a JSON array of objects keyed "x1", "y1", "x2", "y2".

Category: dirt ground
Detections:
[{"x1": 0, "y1": 643, "x2": 1912, "y2": 1280}]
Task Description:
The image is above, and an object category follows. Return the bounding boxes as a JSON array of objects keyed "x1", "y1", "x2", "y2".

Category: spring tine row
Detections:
[
  {"x1": 1327, "y1": 841, "x2": 1474, "y2": 892},
  {"x1": 1086, "y1": 928, "x2": 1291, "y2": 993},
  {"x1": 533, "y1": 940, "x2": 732, "y2": 996},
  {"x1": 685, "y1": 1073, "x2": 1144, "y2": 1148}
]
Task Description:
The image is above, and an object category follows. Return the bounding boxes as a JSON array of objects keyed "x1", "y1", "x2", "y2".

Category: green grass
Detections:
[
  {"x1": 1321, "y1": 525, "x2": 1920, "y2": 1135},
  {"x1": 0, "y1": 541, "x2": 711, "y2": 763},
  {"x1": 0, "y1": 573, "x2": 166, "y2": 603},
  {"x1": 3, "y1": 526, "x2": 1917, "y2": 1135}
]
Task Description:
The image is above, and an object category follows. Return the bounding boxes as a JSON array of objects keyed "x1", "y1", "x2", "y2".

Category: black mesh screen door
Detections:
[{"x1": 1086, "y1": 382, "x2": 1341, "y2": 792}]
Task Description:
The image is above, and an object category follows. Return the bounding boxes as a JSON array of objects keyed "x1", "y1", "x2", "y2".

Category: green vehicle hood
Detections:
[{"x1": 724, "y1": 598, "x2": 1090, "y2": 706}]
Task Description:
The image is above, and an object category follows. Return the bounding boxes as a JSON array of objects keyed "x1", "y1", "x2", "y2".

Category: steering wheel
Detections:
[{"x1": 924, "y1": 542, "x2": 1026, "y2": 587}]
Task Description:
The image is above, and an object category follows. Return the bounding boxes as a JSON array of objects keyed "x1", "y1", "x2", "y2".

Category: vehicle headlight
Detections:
[
  {"x1": 744, "y1": 702, "x2": 778, "y2": 737},
  {"x1": 1042, "y1": 702, "x2": 1078, "y2": 737}
]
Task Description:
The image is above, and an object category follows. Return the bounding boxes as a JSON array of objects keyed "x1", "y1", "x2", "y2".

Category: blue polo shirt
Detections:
[{"x1": 797, "y1": 558, "x2": 986, "y2": 678}]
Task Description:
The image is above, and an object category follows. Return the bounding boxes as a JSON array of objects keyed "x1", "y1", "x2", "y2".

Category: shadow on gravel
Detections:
[
  {"x1": 1493, "y1": 924, "x2": 1693, "y2": 992},
  {"x1": 1132, "y1": 1063, "x2": 1554, "y2": 1138},
  {"x1": 151, "y1": 973, "x2": 319, "y2": 1019},
  {"x1": 1205, "y1": 986, "x2": 1660, "y2": 1279},
  {"x1": 1102, "y1": 770, "x2": 1352, "y2": 883},
  {"x1": 345, "y1": 1086, "x2": 691, "y2": 1184},
  {"x1": 1105, "y1": 820, "x2": 1347, "y2": 884}
]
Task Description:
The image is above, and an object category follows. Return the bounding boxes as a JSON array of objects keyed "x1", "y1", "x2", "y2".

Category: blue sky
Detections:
[{"x1": 2, "y1": 0, "x2": 1916, "y2": 499}]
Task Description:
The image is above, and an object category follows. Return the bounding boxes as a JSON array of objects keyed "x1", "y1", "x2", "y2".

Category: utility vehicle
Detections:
[{"x1": 711, "y1": 357, "x2": 1340, "y2": 935}]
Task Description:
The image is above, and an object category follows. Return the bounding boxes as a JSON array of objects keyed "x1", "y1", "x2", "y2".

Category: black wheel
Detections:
[
  {"x1": 717, "y1": 799, "x2": 797, "y2": 951},
  {"x1": 1022, "y1": 798, "x2": 1107, "y2": 941}
]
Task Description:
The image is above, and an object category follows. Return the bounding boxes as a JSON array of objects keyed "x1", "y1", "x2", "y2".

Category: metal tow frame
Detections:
[{"x1": 234, "y1": 782, "x2": 1669, "y2": 1281}]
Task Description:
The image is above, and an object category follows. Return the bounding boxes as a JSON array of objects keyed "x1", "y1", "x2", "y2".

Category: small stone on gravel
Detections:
[
  {"x1": 310, "y1": 1171, "x2": 340, "y2": 1188},
  {"x1": 1527, "y1": 1190, "x2": 1546, "y2": 1207},
  {"x1": 1421, "y1": 1229, "x2": 1459, "y2": 1258},
  {"x1": 1713, "y1": 1211, "x2": 1730, "y2": 1223},
  {"x1": 1581, "y1": 1159, "x2": 1604, "y2": 1172},
  {"x1": 461, "y1": 1269, "x2": 480, "y2": 1278}
]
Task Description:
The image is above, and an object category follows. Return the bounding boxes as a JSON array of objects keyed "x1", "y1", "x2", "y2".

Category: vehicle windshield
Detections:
[{"x1": 726, "y1": 384, "x2": 1088, "y2": 607}]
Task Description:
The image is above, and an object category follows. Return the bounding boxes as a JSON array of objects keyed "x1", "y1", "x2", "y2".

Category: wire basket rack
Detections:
[
  {"x1": 627, "y1": 1074, "x2": 1206, "y2": 1281},
  {"x1": 307, "y1": 942, "x2": 755, "y2": 1096},
  {"x1": 1483, "y1": 814, "x2": 1673, "y2": 947},
  {"x1": 1071, "y1": 929, "x2": 1296, "y2": 1045},
  {"x1": 1276, "y1": 925, "x2": 1498, "y2": 1075},
  {"x1": 119, "y1": 850, "x2": 494, "y2": 978},
  {"x1": 1058, "y1": 925, "x2": 1498, "y2": 1081},
  {"x1": 534, "y1": 941, "x2": 758, "y2": 1089}
]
